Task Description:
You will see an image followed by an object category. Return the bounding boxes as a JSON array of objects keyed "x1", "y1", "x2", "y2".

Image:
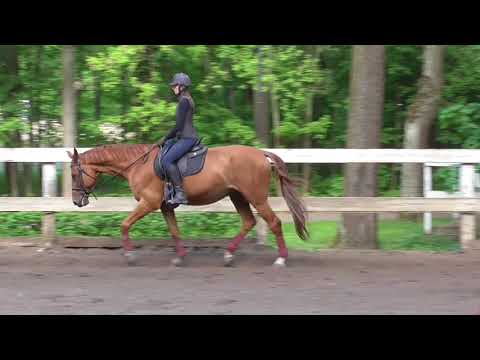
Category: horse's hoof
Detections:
[
  {"x1": 273, "y1": 257, "x2": 286, "y2": 268},
  {"x1": 224, "y1": 251, "x2": 235, "y2": 267},
  {"x1": 124, "y1": 251, "x2": 138, "y2": 266},
  {"x1": 171, "y1": 257, "x2": 184, "y2": 267}
]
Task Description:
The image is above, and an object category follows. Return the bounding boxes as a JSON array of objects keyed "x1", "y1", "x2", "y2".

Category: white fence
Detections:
[
  {"x1": 423, "y1": 162, "x2": 480, "y2": 235},
  {"x1": 1, "y1": 148, "x2": 479, "y2": 249}
]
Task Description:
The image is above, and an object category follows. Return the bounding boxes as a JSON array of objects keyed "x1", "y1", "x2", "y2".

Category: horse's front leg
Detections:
[{"x1": 121, "y1": 199, "x2": 156, "y2": 265}]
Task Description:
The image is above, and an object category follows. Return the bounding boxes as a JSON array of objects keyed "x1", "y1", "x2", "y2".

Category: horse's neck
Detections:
[{"x1": 84, "y1": 145, "x2": 151, "y2": 177}]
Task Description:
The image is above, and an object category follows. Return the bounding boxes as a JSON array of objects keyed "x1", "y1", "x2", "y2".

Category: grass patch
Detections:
[
  {"x1": 0, "y1": 212, "x2": 461, "y2": 252},
  {"x1": 267, "y1": 218, "x2": 460, "y2": 253}
]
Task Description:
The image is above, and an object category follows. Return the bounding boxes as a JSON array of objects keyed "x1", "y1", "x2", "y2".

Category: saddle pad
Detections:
[{"x1": 153, "y1": 143, "x2": 208, "y2": 181}]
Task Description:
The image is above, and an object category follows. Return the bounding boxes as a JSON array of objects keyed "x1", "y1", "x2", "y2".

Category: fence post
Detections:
[
  {"x1": 460, "y1": 164, "x2": 476, "y2": 249},
  {"x1": 423, "y1": 164, "x2": 432, "y2": 235},
  {"x1": 41, "y1": 163, "x2": 57, "y2": 247}
]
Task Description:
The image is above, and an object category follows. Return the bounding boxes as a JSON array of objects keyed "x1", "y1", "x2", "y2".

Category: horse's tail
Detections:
[{"x1": 264, "y1": 151, "x2": 309, "y2": 241}]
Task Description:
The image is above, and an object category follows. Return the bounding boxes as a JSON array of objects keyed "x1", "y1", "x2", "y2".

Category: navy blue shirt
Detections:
[{"x1": 166, "y1": 95, "x2": 198, "y2": 140}]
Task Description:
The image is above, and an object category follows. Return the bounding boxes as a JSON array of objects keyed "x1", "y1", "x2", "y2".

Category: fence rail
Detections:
[
  {"x1": 1, "y1": 148, "x2": 479, "y2": 250},
  {"x1": 1, "y1": 197, "x2": 479, "y2": 213},
  {"x1": 2, "y1": 148, "x2": 480, "y2": 163}
]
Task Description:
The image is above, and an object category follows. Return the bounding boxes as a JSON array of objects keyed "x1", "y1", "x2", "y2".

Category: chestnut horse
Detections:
[{"x1": 67, "y1": 144, "x2": 308, "y2": 267}]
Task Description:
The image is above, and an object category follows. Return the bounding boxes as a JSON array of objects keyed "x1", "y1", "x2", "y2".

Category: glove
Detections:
[{"x1": 157, "y1": 137, "x2": 166, "y2": 147}]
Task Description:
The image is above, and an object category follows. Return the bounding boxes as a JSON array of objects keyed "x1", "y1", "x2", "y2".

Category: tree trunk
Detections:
[
  {"x1": 23, "y1": 106, "x2": 34, "y2": 196},
  {"x1": 62, "y1": 45, "x2": 76, "y2": 198},
  {"x1": 205, "y1": 45, "x2": 213, "y2": 75},
  {"x1": 6, "y1": 163, "x2": 18, "y2": 196},
  {"x1": 94, "y1": 71, "x2": 102, "y2": 121},
  {"x1": 23, "y1": 146, "x2": 33, "y2": 195},
  {"x1": 268, "y1": 46, "x2": 280, "y2": 149},
  {"x1": 271, "y1": 92, "x2": 280, "y2": 148},
  {"x1": 229, "y1": 87, "x2": 236, "y2": 113},
  {"x1": 270, "y1": 80, "x2": 282, "y2": 196},
  {"x1": 3, "y1": 45, "x2": 20, "y2": 196},
  {"x1": 340, "y1": 45, "x2": 385, "y2": 249},
  {"x1": 302, "y1": 46, "x2": 322, "y2": 195},
  {"x1": 26, "y1": 45, "x2": 45, "y2": 196},
  {"x1": 401, "y1": 46, "x2": 445, "y2": 220},
  {"x1": 302, "y1": 94, "x2": 313, "y2": 194},
  {"x1": 121, "y1": 69, "x2": 129, "y2": 117},
  {"x1": 267, "y1": 47, "x2": 281, "y2": 195},
  {"x1": 4, "y1": 45, "x2": 18, "y2": 77},
  {"x1": 253, "y1": 46, "x2": 270, "y2": 146},
  {"x1": 21, "y1": 46, "x2": 34, "y2": 196},
  {"x1": 15, "y1": 131, "x2": 26, "y2": 196}
]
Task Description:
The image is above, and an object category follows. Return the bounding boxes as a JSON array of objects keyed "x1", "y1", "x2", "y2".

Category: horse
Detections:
[{"x1": 67, "y1": 143, "x2": 308, "y2": 267}]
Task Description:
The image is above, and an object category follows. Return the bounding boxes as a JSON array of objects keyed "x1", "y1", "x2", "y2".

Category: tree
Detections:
[
  {"x1": 438, "y1": 46, "x2": 480, "y2": 149},
  {"x1": 340, "y1": 45, "x2": 385, "y2": 248},
  {"x1": 302, "y1": 45, "x2": 323, "y2": 194},
  {"x1": 401, "y1": 46, "x2": 445, "y2": 212},
  {"x1": 268, "y1": 47, "x2": 281, "y2": 148},
  {"x1": 21, "y1": 45, "x2": 45, "y2": 196},
  {"x1": 1, "y1": 45, "x2": 468, "y2": 202},
  {"x1": 62, "y1": 45, "x2": 77, "y2": 197},
  {"x1": 253, "y1": 46, "x2": 270, "y2": 147},
  {"x1": 0, "y1": 45, "x2": 22, "y2": 196}
]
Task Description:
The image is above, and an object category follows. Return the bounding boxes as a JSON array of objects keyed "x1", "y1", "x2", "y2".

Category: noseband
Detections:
[{"x1": 72, "y1": 160, "x2": 98, "y2": 202}]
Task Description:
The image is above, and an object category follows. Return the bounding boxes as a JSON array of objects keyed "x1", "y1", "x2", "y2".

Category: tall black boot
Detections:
[{"x1": 166, "y1": 163, "x2": 188, "y2": 205}]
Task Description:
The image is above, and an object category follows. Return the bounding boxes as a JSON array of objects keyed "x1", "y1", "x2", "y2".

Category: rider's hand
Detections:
[{"x1": 157, "y1": 137, "x2": 166, "y2": 146}]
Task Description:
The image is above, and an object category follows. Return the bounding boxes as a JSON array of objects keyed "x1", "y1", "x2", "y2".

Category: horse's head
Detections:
[{"x1": 67, "y1": 148, "x2": 98, "y2": 207}]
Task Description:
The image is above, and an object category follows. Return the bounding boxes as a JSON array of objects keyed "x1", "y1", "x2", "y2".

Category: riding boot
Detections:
[{"x1": 167, "y1": 163, "x2": 188, "y2": 205}]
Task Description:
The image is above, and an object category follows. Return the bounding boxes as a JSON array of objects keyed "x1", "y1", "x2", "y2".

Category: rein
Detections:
[{"x1": 73, "y1": 144, "x2": 158, "y2": 201}]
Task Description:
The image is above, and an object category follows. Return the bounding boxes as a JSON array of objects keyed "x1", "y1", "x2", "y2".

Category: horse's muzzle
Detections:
[{"x1": 73, "y1": 197, "x2": 89, "y2": 207}]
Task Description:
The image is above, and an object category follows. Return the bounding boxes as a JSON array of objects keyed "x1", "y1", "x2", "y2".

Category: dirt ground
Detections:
[{"x1": 1, "y1": 242, "x2": 480, "y2": 315}]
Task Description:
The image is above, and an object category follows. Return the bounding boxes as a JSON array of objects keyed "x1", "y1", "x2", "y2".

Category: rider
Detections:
[{"x1": 159, "y1": 73, "x2": 199, "y2": 206}]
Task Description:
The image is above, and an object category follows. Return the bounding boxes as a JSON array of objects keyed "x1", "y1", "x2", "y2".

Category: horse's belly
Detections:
[
  {"x1": 182, "y1": 174, "x2": 230, "y2": 205},
  {"x1": 185, "y1": 188, "x2": 230, "y2": 206}
]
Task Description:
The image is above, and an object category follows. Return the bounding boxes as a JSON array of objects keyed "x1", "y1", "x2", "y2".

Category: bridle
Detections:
[
  {"x1": 72, "y1": 144, "x2": 158, "y2": 203},
  {"x1": 72, "y1": 159, "x2": 99, "y2": 202}
]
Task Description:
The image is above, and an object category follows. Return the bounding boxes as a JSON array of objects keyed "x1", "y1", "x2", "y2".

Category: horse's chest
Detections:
[
  {"x1": 128, "y1": 174, "x2": 148, "y2": 200},
  {"x1": 129, "y1": 172, "x2": 162, "y2": 202}
]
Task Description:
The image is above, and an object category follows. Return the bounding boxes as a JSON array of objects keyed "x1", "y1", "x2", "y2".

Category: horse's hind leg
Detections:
[
  {"x1": 251, "y1": 201, "x2": 288, "y2": 267},
  {"x1": 121, "y1": 199, "x2": 156, "y2": 265},
  {"x1": 161, "y1": 203, "x2": 187, "y2": 267},
  {"x1": 224, "y1": 191, "x2": 257, "y2": 266}
]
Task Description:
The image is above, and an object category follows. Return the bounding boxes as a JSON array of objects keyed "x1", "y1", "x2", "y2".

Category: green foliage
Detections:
[
  {"x1": 0, "y1": 212, "x2": 42, "y2": 236},
  {"x1": 311, "y1": 174, "x2": 344, "y2": 197},
  {"x1": 0, "y1": 212, "x2": 242, "y2": 239},
  {"x1": 194, "y1": 102, "x2": 261, "y2": 146},
  {"x1": 277, "y1": 115, "x2": 332, "y2": 144},
  {"x1": 382, "y1": 45, "x2": 423, "y2": 147},
  {"x1": 443, "y1": 45, "x2": 480, "y2": 104},
  {"x1": 433, "y1": 167, "x2": 459, "y2": 193},
  {"x1": 266, "y1": 46, "x2": 325, "y2": 146},
  {"x1": 438, "y1": 102, "x2": 480, "y2": 148},
  {"x1": 2, "y1": 44, "x2": 480, "y2": 208}
]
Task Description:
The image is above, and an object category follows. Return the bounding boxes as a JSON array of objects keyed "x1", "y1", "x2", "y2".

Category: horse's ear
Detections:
[{"x1": 68, "y1": 148, "x2": 79, "y2": 161}]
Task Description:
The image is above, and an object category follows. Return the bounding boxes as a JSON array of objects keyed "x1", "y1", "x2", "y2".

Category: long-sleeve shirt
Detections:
[{"x1": 165, "y1": 95, "x2": 199, "y2": 140}]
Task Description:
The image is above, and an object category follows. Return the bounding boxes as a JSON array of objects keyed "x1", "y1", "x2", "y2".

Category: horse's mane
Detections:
[{"x1": 81, "y1": 144, "x2": 152, "y2": 164}]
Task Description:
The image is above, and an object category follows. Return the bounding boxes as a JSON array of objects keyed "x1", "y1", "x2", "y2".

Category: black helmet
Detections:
[{"x1": 169, "y1": 73, "x2": 192, "y2": 87}]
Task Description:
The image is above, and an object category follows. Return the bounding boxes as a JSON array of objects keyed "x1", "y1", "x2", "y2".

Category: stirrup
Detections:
[{"x1": 168, "y1": 186, "x2": 188, "y2": 205}]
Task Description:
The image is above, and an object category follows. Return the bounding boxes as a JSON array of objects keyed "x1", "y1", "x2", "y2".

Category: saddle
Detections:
[{"x1": 153, "y1": 138, "x2": 208, "y2": 205}]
